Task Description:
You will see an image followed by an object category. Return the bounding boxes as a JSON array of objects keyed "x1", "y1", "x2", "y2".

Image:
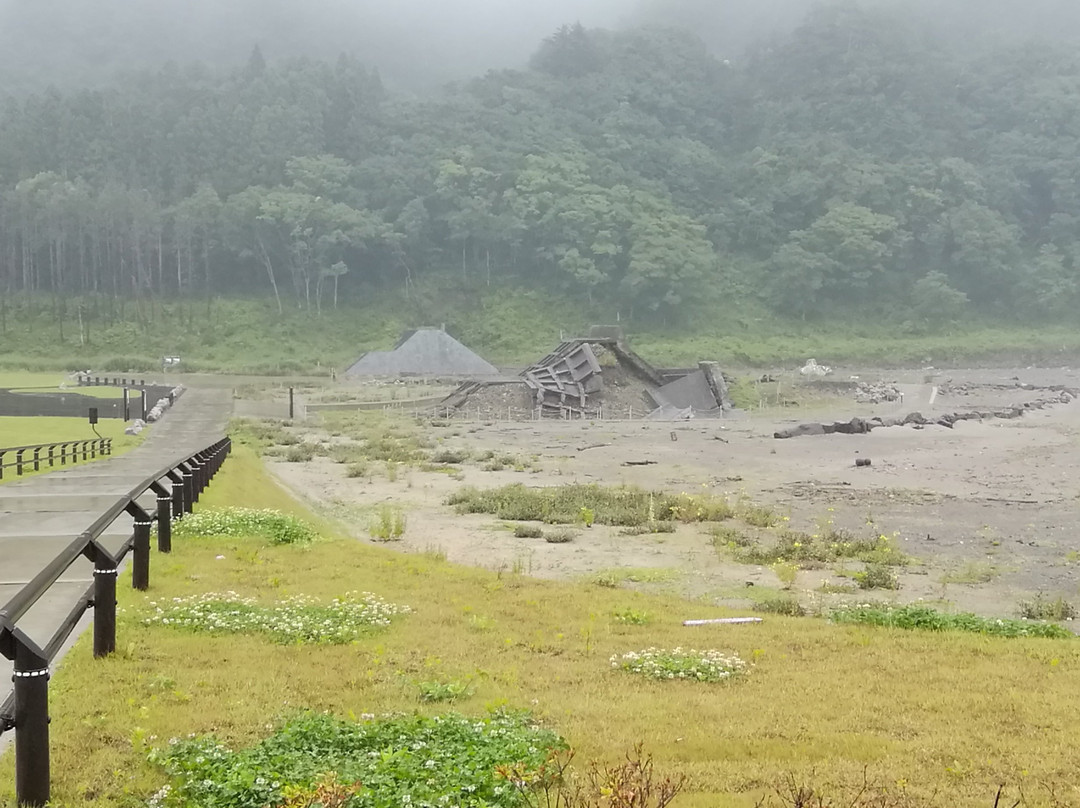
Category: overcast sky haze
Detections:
[{"x1": 1, "y1": 0, "x2": 1080, "y2": 91}]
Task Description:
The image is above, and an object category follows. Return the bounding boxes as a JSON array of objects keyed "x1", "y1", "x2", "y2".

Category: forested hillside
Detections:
[{"x1": 2, "y1": 2, "x2": 1080, "y2": 335}]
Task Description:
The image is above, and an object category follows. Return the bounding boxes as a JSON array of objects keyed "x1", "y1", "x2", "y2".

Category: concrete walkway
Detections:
[{"x1": 0, "y1": 388, "x2": 232, "y2": 728}]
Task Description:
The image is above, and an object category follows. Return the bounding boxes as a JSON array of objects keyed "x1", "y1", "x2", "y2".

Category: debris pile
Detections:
[
  {"x1": 854, "y1": 382, "x2": 902, "y2": 404},
  {"x1": 800, "y1": 359, "x2": 832, "y2": 378},
  {"x1": 775, "y1": 387, "x2": 1078, "y2": 439},
  {"x1": 436, "y1": 327, "x2": 733, "y2": 420}
]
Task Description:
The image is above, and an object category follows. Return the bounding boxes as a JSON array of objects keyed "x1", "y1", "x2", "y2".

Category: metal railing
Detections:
[
  {"x1": 0, "y1": 436, "x2": 232, "y2": 807},
  {"x1": 76, "y1": 375, "x2": 151, "y2": 388},
  {"x1": 0, "y1": 439, "x2": 112, "y2": 480}
]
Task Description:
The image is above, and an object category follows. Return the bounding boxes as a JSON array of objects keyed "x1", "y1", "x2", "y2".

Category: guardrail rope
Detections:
[{"x1": 0, "y1": 435, "x2": 232, "y2": 807}]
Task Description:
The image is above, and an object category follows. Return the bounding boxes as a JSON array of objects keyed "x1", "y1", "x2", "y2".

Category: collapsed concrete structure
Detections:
[
  {"x1": 345, "y1": 328, "x2": 498, "y2": 378},
  {"x1": 438, "y1": 326, "x2": 733, "y2": 420}
]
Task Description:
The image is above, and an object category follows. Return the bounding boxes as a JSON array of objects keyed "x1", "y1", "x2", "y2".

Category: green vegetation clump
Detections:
[
  {"x1": 173, "y1": 507, "x2": 316, "y2": 545},
  {"x1": 830, "y1": 604, "x2": 1073, "y2": 639},
  {"x1": 610, "y1": 649, "x2": 748, "y2": 682},
  {"x1": 1018, "y1": 594, "x2": 1078, "y2": 622},
  {"x1": 143, "y1": 591, "x2": 410, "y2": 644},
  {"x1": 544, "y1": 528, "x2": 577, "y2": 544},
  {"x1": 369, "y1": 505, "x2": 407, "y2": 541},
  {"x1": 448, "y1": 484, "x2": 733, "y2": 527},
  {"x1": 513, "y1": 523, "x2": 544, "y2": 539},
  {"x1": 853, "y1": 563, "x2": 901, "y2": 591},
  {"x1": 147, "y1": 710, "x2": 561, "y2": 808},
  {"x1": 730, "y1": 530, "x2": 906, "y2": 568},
  {"x1": 753, "y1": 597, "x2": 806, "y2": 617}
]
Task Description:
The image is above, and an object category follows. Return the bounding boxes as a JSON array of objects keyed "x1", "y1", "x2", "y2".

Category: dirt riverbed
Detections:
[{"x1": 264, "y1": 366, "x2": 1080, "y2": 623}]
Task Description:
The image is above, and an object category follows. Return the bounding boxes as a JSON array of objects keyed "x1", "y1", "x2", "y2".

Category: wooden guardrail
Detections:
[
  {"x1": 0, "y1": 440, "x2": 112, "y2": 481},
  {"x1": 0, "y1": 436, "x2": 232, "y2": 807}
]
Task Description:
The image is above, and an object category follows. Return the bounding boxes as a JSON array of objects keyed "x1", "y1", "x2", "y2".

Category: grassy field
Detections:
[
  {"x1": 4, "y1": 290, "x2": 1080, "y2": 375},
  {"x1": 0, "y1": 416, "x2": 145, "y2": 481},
  {"x1": 0, "y1": 371, "x2": 128, "y2": 398},
  {"x1": 2, "y1": 446, "x2": 1078, "y2": 807}
]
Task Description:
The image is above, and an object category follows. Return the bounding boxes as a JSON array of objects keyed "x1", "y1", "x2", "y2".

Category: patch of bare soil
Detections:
[{"x1": 267, "y1": 366, "x2": 1080, "y2": 626}]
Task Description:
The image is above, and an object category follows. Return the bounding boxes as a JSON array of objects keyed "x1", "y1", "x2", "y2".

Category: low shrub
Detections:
[
  {"x1": 143, "y1": 591, "x2": 410, "y2": 644},
  {"x1": 431, "y1": 447, "x2": 470, "y2": 464},
  {"x1": 830, "y1": 603, "x2": 1074, "y2": 639},
  {"x1": 611, "y1": 648, "x2": 748, "y2": 682},
  {"x1": 148, "y1": 710, "x2": 563, "y2": 808},
  {"x1": 612, "y1": 609, "x2": 651, "y2": 625},
  {"x1": 369, "y1": 505, "x2": 407, "y2": 541},
  {"x1": 284, "y1": 444, "x2": 314, "y2": 462},
  {"x1": 544, "y1": 529, "x2": 577, "y2": 544},
  {"x1": 753, "y1": 597, "x2": 806, "y2": 616},
  {"x1": 853, "y1": 563, "x2": 900, "y2": 590},
  {"x1": 1018, "y1": 593, "x2": 1077, "y2": 621},
  {"x1": 513, "y1": 523, "x2": 544, "y2": 539},
  {"x1": 416, "y1": 679, "x2": 472, "y2": 703},
  {"x1": 173, "y1": 507, "x2": 316, "y2": 545}
]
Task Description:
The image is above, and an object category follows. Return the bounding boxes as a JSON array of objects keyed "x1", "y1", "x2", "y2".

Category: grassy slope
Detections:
[
  {"x1": 3, "y1": 290, "x2": 1080, "y2": 374},
  {"x1": 2, "y1": 446, "x2": 1078, "y2": 806}
]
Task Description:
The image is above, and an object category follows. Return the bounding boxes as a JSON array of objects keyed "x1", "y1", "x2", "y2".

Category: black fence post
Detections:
[
  {"x1": 16, "y1": 448, "x2": 25, "y2": 476},
  {"x1": 13, "y1": 636, "x2": 50, "y2": 808},
  {"x1": 92, "y1": 545, "x2": 118, "y2": 658},
  {"x1": 182, "y1": 465, "x2": 195, "y2": 513},
  {"x1": 32, "y1": 447, "x2": 41, "y2": 472},
  {"x1": 289, "y1": 387, "x2": 295, "y2": 420},
  {"x1": 152, "y1": 482, "x2": 173, "y2": 553},
  {"x1": 129, "y1": 506, "x2": 153, "y2": 591},
  {"x1": 169, "y1": 471, "x2": 184, "y2": 520},
  {"x1": 47, "y1": 445, "x2": 55, "y2": 467}
]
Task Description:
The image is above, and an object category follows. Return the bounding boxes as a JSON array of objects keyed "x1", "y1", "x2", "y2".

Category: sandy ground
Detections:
[{"x1": 265, "y1": 366, "x2": 1080, "y2": 622}]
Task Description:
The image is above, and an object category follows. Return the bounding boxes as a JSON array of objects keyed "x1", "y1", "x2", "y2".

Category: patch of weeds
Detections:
[
  {"x1": 709, "y1": 524, "x2": 754, "y2": 549},
  {"x1": 513, "y1": 523, "x2": 544, "y2": 539},
  {"x1": 148, "y1": 710, "x2": 563, "y2": 808},
  {"x1": 621, "y1": 521, "x2": 676, "y2": 536},
  {"x1": 818, "y1": 581, "x2": 858, "y2": 595},
  {"x1": 385, "y1": 460, "x2": 399, "y2": 482},
  {"x1": 369, "y1": 505, "x2": 407, "y2": 541},
  {"x1": 421, "y1": 544, "x2": 447, "y2": 562},
  {"x1": 173, "y1": 507, "x2": 316, "y2": 545},
  {"x1": 1018, "y1": 593, "x2": 1078, "y2": 621},
  {"x1": 772, "y1": 561, "x2": 798, "y2": 589},
  {"x1": 416, "y1": 679, "x2": 472, "y2": 703},
  {"x1": 830, "y1": 603, "x2": 1073, "y2": 639},
  {"x1": 143, "y1": 591, "x2": 410, "y2": 644},
  {"x1": 448, "y1": 483, "x2": 734, "y2": 527},
  {"x1": 733, "y1": 531, "x2": 907, "y2": 568},
  {"x1": 611, "y1": 648, "x2": 748, "y2": 682},
  {"x1": 612, "y1": 608, "x2": 651, "y2": 625},
  {"x1": 345, "y1": 461, "x2": 368, "y2": 478},
  {"x1": 284, "y1": 444, "x2": 315, "y2": 463},
  {"x1": 853, "y1": 563, "x2": 900, "y2": 591},
  {"x1": 593, "y1": 568, "x2": 678, "y2": 588},
  {"x1": 431, "y1": 447, "x2": 470, "y2": 464},
  {"x1": 739, "y1": 503, "x2": 779, "y2": 528},
  {"x1": 753, "y1": 596, "x2": 806, "y2": 616},
  {"x1": 941, "y1": 561, "x2": 1000, "y2": 585},
  {"x1": 544, "y1": 528, "x2": 577, "y2": 544}
]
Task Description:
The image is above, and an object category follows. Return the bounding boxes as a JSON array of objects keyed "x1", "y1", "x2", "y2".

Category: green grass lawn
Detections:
[
  {"x1": 0, "y1": 370, "x2": 128, "y2": 398},
  {"x1": 3, "y1": 446, "x2": 1077, "y2": 807},
  {"x1": 0, "y1": 415, "x2": 145, "y2": 481}
]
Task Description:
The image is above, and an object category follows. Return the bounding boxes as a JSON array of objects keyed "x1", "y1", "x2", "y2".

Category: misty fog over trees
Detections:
[{"x1": 2, "y1": 0, "x2": 1080, "y2": 327}]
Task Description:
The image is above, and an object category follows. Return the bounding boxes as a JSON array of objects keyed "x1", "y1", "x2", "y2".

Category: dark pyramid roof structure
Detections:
[{"x1": 345, "y1": 328, "x2": 498, "y2": 377}]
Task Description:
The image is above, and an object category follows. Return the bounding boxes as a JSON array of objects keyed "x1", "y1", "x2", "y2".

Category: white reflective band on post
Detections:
[
  {"x1": 93, "y1": 568, "x2": 118, "y2": 576},
  {"x1": 13, "y1": 668, "x2": 49, "y2": 679},
  {"x1": 135, "y1": 521, "x2": 153, "y2": 526}
]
